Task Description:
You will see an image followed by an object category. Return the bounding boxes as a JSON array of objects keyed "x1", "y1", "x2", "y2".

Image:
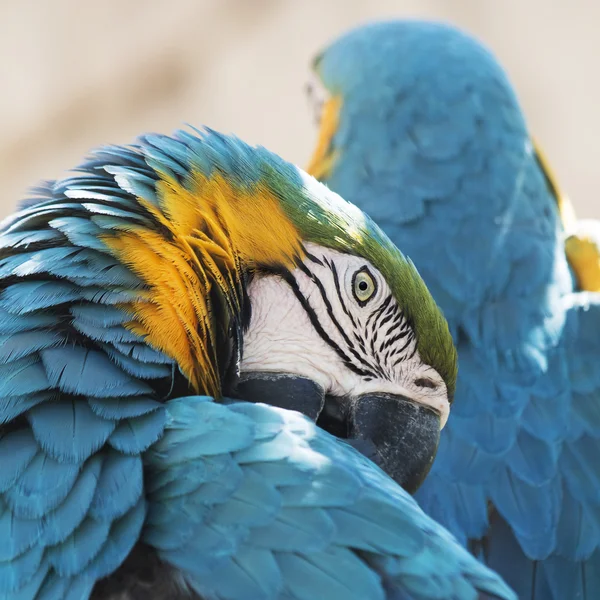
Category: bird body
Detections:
[{"x1": 307, "y1": 20, "x2": 600, "y2": 599}]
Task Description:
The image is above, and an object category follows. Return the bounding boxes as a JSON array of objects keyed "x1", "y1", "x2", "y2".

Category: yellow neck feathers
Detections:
[{"x1": 103, "y1": 172, "x2": 303, "y2": 396}]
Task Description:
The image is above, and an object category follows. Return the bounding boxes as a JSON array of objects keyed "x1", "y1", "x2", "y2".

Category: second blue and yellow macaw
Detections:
[{"x1": 307, "y1": 20, "x2": 600, "y2": 600}]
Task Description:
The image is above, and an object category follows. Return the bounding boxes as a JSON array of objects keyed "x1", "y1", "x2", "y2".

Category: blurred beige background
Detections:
[{"x1": 1, "y1": 0, "x2": 598, "y2": 218}]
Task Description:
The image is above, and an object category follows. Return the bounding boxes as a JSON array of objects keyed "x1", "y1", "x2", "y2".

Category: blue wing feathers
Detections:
[
  {"x1": 87, "y1": 395, "x2": 162, "y2": 419},
  {"x1": 0, "y1": 358, "x2": 49, "y2": 398},
  {"x1": 0, "y1": 544, "x2": 45, "y2": 594},
  {"x1": 143, "y1": 397, "x2": 515, "y2": 600},
  {"x1": 0, "y1": 331, "x2": 64, "y2": 364},
  {"x1": 0, "y1": 430, "x2": 38, "y2": 491},
  {"x1": 47, "y1": 517, "x2": 111, "y2": 578},
  {"x1": 0, "y1": 281, "x2": 80, "y2": 315},
  {"x1": 0, "y1": 509, "x2": 43, "y2": 562},
  {"x1": 5, "y1": 454, "x2": 79, "y2": 519},
  {"x1": 81, "y1": 497, "x2": 146, "y2": 581},
  {"x1": 88, "y1": 452, "x2": 143, "y2": 521},
  {"x1": 40, "y1": 456, "x2": 103, "y2": 547},
  {"x1": 107, "y1": 409, "x2": 167, "y2": 454},
  {"x1": 28, "y1": 399, "x2": 116, "y2": 464}
]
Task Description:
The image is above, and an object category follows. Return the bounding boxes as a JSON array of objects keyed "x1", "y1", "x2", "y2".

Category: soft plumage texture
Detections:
[
  {"x1": 0, "y1": 127, "x2": 459, "y2": 598},
  {"x1": 0, "y1": 177, "x2": 172, "y2": 598},
  {"x1": 143, "y1": 396, "x2": 515, "y2": 600},
  {"x1": 309, "y1": 19, "x2": 600, "y2": 599}
]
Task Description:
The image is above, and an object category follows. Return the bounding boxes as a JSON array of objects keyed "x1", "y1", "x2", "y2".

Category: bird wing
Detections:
[{"x1": 142, "y1": 396, "x2": 516, "y2": 600}]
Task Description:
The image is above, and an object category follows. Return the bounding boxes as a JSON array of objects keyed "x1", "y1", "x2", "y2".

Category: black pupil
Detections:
[{"x1": 358, "y1": 281, "x2": 368, "y2": 291}]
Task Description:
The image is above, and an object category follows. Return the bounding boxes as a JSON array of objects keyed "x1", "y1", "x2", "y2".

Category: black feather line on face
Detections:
[
  {"x1": 327, "y1": 258, "x2": 358, "y2": 328},
  {"x1": 262, "y1": 257, "x2": 419, "y2": 386},
  {"x1": 296, "y1": 261, "x2": 382, "y2": 376},
  {"x1": 274, "y1": 266, "x2": 376, "y2": 378}
]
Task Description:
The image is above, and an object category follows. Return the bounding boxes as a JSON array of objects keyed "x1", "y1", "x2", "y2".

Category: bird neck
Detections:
[{"x1": 102, "y1": 171, "x2": 303, "y2": 397}]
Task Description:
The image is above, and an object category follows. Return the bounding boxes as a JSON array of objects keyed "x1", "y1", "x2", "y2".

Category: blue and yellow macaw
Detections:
[
  {"x1": 0, "y1": 127, "x2": 516, "y2": 599},
  {"x1": 306, "y1": 20, "x2": 600, "y2": 600}
]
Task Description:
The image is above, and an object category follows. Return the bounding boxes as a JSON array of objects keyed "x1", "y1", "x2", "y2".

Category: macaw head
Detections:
[
  {"x1": 305, "y1": 21, "x2": 575, "y2": 326},
  {"x1": 56, "y1": 128, "x2": 455, "y2": 493}
]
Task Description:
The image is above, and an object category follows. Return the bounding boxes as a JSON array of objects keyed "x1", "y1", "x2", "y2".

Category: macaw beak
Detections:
[
  {"x1": 231, "y1": 374, "x2": 440, "y2": 494},
  {"x1": 344, "y1": 393, "x2": 440, "y2": 494}
]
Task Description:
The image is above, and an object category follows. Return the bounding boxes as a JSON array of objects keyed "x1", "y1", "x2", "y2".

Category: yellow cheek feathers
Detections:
[
  {"x1": 565, "y1": 235, "x2": 600, "y2": 292},
  {"x1": 103, "y1": 173, "x2": 303, "y2": 396},
  {"x1": 531, "y1": 138, "x2": 600, "y2": 291},
  {"x1": 306, "y1": 95, "x2": 343, "y2": 180}
]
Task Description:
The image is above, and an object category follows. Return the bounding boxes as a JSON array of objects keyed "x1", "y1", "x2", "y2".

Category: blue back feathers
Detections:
[{"x1": 315, "y1": 20, "x2": 600, "y2": 600}]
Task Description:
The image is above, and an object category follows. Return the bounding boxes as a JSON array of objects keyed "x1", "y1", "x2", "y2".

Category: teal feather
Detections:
[
  {"x1": 249, "y1": 507, "x2": 336, "y2": 552},
  {"x1": 0, "y1": 357, "x2": 49, "y2": 398},
  {"x1": 0, "y1": 282, "x2": 80, "y2": 314},
  {"x1": 275, "y1": 547, "x2": 384, "y2": 600},
  {"x1": 110, "y1": 341, "x2": 173, "y2": 364},
  {"x1": 47, "y1": 517, "x2": 111, "y2": 577},
  {"x1": 28, "y1": 400, "x2": 116, "y2": 463},
  {"x1": 0, "y1": 508, "x2": 43, "y2": 562},
  {"x1": 100, "y1": 344, "x2": 172, "y2": 379},
  {"x1": 0, "y1": 229, "x2": 62, "y2": 250},
  {"x1": 48, "y1": 217, "x2": 109, "y2": 252},
  {"x1": 209, "y1": 469, "x2": 282, "y2": 527},
  {"x1": 81, "y1": 497, "x2": 146, "y2": 581},
  {"x1": 69, "y1": 304, "x2": 128, "y2": 328},
  {"x1": 0, "y1": 312, "x2": 56, "y2": 335},
  {"x1": 0, "y1": 331, "x2": 64, "y2": 364},
  {"x1": 197, "y1": 547, "x2": 283, "y2": 600},
  {"x1": 87, "y1": 396, "x2": 162, "y2": 420},
  {"x1": 89, "y1": 452, "x2": 143, "y2": 521},
  {"x1": 0, "y1": 393, "x2": 54, "y2": 425},
  {"x1": 0, "y1": 568, "x2": 46, "y2": 600},
  {"x1": 71, "y1": 320, "x2": 142, "y2": 344},
  {"x1": 107, "y1": 408, "x2": 167, "y2": 454},
  {"x1": 0, "y1": 545, "x2": 45, "y2": 594},
  {"x1": 40, "y1": 347, "x2": 152, "y2": 397},
  {"x1": 40, "y1": 456, "x2": 103, "y2": 547},
  {"x1": 4, "y1": 453, "x2": 79, "y2": 518},
  {"x1": 33, "y1": 574, "x2": 69, "y2": 600},
  {"x1": 79, "y1": 286, "x2": 144, "y2": 305},
  {"x1": 0, "y1": 430, "x2": 38, "y2": 492},
  {"x1": 0, "y1": 248, "x2": 79, "y2": 279}
]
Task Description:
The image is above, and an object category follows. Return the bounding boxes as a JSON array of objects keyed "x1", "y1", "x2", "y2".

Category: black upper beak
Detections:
[
  {"x1": 345, "y1": 393, "x2": 440, "y2": 494},
  {"x1": 230, "y1": 373, "x2": 441, "y2": 494}
]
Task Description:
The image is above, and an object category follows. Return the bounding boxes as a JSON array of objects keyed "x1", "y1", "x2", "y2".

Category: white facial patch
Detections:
[
  {"x1": 305, "y1": 69, "x2": 331, "y2": 126},
  {"x1": 241, "y1": 243, "x2": 450, "y2": 427}
]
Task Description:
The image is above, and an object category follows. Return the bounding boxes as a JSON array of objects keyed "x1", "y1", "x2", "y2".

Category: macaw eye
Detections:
[{"x1": 352, "y1": 267, "x2": 377, "y2": 305}]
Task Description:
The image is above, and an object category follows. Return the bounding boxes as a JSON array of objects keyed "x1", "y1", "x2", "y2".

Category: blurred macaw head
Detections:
[{"x1": 305, "y1": 20, "x2": 578, "y2": 327}]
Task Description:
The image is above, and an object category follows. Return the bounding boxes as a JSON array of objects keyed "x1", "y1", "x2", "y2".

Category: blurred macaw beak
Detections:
[
  {"x1": 305, "y1": 95, "x2": 342, "y2": 180},
  {"x1": 231, "y1": 373, "x2": 440, "y2": 494}
]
